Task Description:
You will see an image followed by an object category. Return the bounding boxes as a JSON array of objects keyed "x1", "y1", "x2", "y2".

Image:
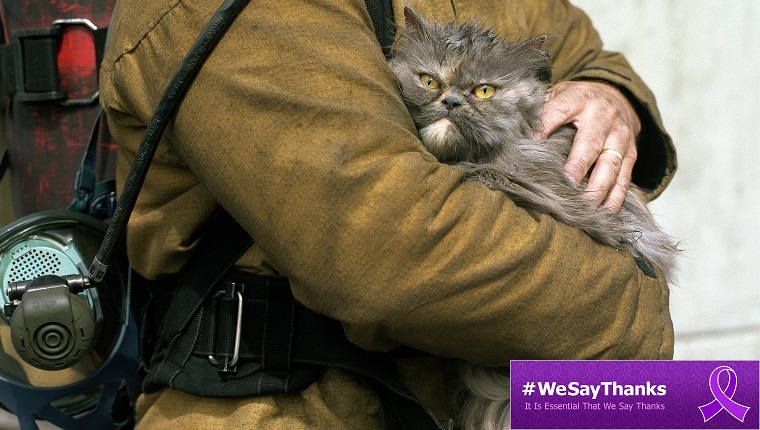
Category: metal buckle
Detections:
[
  {"x1": 208, "y1": 284, "x2": 243, "y2": 372},
  {"x1": 51, "y1": 18, "x2": 100, "y2": 106}
]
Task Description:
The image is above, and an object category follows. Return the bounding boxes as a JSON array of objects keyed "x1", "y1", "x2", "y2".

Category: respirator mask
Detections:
[
  {"x1": 0, "y1": 210, "x2": 138, "y2": 429},
  {"x1": 0, "y1": 210, "x2": 127, "y2": 372}
]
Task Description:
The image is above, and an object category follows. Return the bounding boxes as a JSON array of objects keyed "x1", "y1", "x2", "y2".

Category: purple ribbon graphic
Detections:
[{"x1": 698, "y1": 365, "x2": 751, "y2": 423}]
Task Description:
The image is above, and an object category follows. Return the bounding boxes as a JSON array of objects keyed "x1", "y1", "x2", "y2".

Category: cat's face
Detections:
[{"x1": 389, "y1": 8, "x2": 551, "y2": 164}]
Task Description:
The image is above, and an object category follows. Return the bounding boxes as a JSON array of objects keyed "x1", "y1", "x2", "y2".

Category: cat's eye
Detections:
[
  {"x1": 419, "y1": 74, "x2": 440, "y2": 89},
  {"x1": 473, "y1": 84, "x2": 496, "y2": 99}
]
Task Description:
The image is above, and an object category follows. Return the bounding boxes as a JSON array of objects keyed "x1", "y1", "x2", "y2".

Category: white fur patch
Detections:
[{"x1": 419, "y1": 118, "x2": 452, "y2": 150}]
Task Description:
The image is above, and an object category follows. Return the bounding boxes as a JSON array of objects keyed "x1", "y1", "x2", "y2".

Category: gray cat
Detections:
[{"x1": 388, "y1": 7, "x2": 678, "y2": 430}]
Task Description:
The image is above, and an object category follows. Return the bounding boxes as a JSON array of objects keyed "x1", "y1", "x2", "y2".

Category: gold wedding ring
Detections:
[{"x1": 600, "y1": 148, "x2": 623, "y2": 162}]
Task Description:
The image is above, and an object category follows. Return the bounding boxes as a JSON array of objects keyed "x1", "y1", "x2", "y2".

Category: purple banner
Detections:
[{"x1": 510, "y1": 361, "x2": 759, "y2": 429}]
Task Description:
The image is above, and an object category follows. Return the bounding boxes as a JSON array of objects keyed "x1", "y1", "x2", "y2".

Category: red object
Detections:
[{"x1": 1, "y1": 0, "x2": 116, "y2": 216}]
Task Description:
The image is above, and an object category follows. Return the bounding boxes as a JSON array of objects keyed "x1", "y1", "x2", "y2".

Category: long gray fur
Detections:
[{"x1": 388, "y1": 8, "x2": 677, "y2": 284}]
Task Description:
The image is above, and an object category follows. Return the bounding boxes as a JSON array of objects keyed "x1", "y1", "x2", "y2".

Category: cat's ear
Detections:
[
  {"x1": 403, "y1": 7, "x2": 425, "y2": 32},
  {"x1": 523, "y1": 35, "x2": 552, "y2": 83},
  {"x1": 524, "y1": 35, "x2": 547, "y2": 51}
]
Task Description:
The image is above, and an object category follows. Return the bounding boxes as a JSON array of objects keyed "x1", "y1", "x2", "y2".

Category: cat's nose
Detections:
[{"x1": 442, "y1": 94, "x2": 463, "y2": 110}]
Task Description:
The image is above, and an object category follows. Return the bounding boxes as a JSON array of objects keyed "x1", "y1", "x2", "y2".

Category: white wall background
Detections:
[{"x1": 571, "y1": 0, "x2": 760, "y2": 359}]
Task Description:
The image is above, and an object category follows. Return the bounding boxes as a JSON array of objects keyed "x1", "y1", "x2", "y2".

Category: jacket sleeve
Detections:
[
  {"x1": 523, "y1": 0, "x2": 677, "y2": 199},
  {"x1": 101, "y1": 0, "x2": 673, "y2": 366}
]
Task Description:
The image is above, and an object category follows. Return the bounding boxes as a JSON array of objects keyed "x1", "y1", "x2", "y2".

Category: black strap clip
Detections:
[
  {"x1": 208, "y1": 282, "x2": 244, "y2": 373},
  {"x1": 0, "y1": 18, "x2": 102, "y2": 105}
]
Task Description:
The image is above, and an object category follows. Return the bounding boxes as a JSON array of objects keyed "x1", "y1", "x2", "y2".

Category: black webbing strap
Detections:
[
  {"x1": 0, "y1": 26, "x2": 64, "y2": 101},
  {"x1": 68, "y1": 110, "x2": 101, "y2": 212},
  {"x1": 0, "y1": 22, "x2": 108, "y2": 103},
  {"x1": 147, "y1": 209, "x2": 254, "y2": 386},
  {"x1": 258, "y1": 280, "x2": 295, "y2": 391},
  {"x1": 93, "y1": 26, "x2": 109, "y2": 72},
  {"x1": 192, "y1": 272, "x2": 451, "y2": 430},
  {"x1": 67, "y1": 108, "x2": 117, "y2": 219},
  {"x1": 0, "y1": 148, "x2": 8, "y2": 182},
  {"x1": 365, "y1": 0, "x2": 394, "y2": 58}
]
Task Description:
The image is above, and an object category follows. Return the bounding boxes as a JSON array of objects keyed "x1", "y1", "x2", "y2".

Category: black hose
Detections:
[{"x1": 90, "y1": 0, "x2": 251, "y2": 282}]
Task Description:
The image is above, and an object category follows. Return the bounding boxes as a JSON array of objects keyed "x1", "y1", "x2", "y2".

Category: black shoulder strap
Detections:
[
  {"x1": 160, "y1": 210, "x2": 254, "y2": 344},
  {"x1": 0, "y1": 148, "x2": 8, "y2": 182},
  {"x1": 364, "y1": 0, "x2": 395, "y2": 58},
  {"x1": 66, "y1": 108, "x2": 118, "y2": 219}
]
